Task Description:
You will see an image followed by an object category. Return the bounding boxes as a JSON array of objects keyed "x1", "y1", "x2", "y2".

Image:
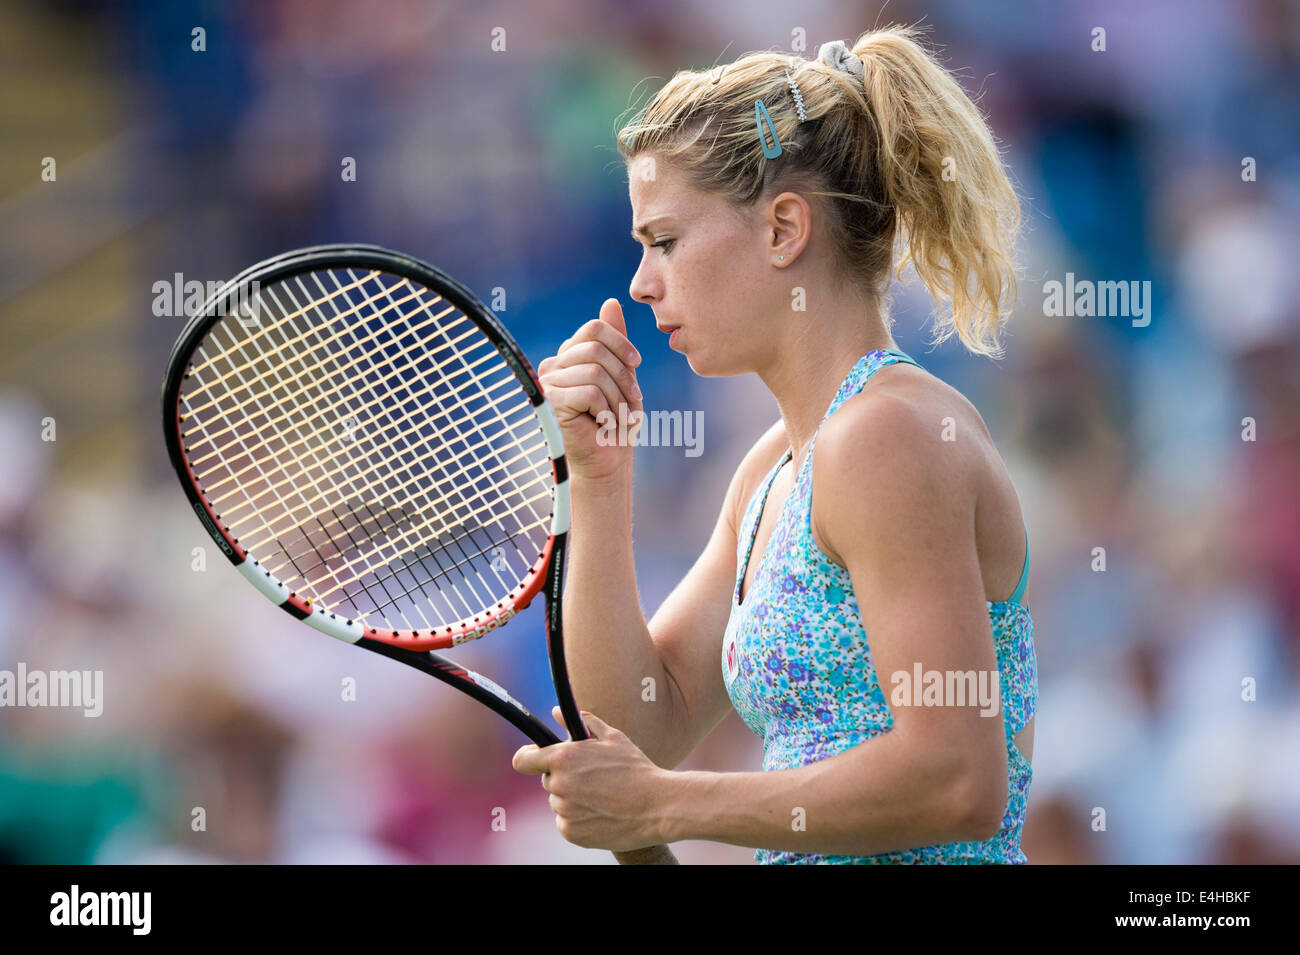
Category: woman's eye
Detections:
[{"x1": 651, "y1": 238, "x2": 675, "y2": 255}]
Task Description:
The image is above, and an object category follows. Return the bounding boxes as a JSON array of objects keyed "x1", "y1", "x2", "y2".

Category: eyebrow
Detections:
[{"x1": 630, "y1": 217, "x2": 672, "y2": 241}]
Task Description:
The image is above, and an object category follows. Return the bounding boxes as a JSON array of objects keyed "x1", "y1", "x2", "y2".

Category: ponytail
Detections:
[{"x1": 853, "y1": 27, "x2": 1021, "y2": 358}]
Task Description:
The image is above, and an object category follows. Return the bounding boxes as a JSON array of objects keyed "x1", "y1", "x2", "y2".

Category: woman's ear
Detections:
[{"x1": 765, "y1": 191, "x2": 813, "y2": 265}]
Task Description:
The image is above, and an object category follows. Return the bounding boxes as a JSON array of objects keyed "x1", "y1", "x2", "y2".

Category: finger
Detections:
[
  {"x1": 547, "y1": 339, "x2": 642, "y2": 404},
  {"x1": 543, "y1": 383, "x2": 613, "y2": 426},
  {"x1": 625, "y1": 406, "x2": 645, "y2": 443},
  {"x1": 512, "y1": 744, "x2": 550, "y2": 775},
  {"x1": 545, "y1": 337, "x2": 640, "y2": 401},
  {"x1": 551, "y1": 705, "x2": 592, "y2": 741},
  {"x1": 579, "y1": 710, "x2": 620, "y2": 740},
  {"x1": 598, "y1": 298, "x2": 635, "y2": 359},
  {"x1": 542, "y1": 364, "x2": 632, "y2": 425},
  {"x1": 563, "y1": 314, "x2": 640, "y2": 368}
]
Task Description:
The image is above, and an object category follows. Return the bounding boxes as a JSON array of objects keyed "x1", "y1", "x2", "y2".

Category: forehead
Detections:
[
  {"x1": 627, "y1": 154, "x2": 684, "y2": 209},
  {"x1": 627, "y1": 155, "x2": 733, "y2": 229}
]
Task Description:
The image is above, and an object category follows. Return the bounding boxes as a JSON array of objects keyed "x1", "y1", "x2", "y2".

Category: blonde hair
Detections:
[{"x1": 616, "y1": 25, "x2": 1022, "y2": 359}]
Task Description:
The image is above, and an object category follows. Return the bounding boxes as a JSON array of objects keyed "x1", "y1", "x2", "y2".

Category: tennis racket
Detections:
[{"x1": 161, "y1": 243, "x2": 677, "y2": 865}]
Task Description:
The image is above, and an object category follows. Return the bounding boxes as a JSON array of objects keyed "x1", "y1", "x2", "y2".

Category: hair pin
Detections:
[
  {"x1": 785, "y1": 67, "x2": 807, "y2": 122},
  {"x1": 754, "y1": 65, "x2": 808, "y2": 159},
  {"x1": 754, "y1": 98, "x2": 781, "y2": 159}
]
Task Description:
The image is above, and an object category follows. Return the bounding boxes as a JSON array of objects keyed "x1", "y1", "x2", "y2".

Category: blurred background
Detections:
[{"x1": 1, "y1": 0, "x2": 1298, "y2": 864}]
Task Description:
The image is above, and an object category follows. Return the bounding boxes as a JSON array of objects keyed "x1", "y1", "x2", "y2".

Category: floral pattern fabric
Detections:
[{"x1": 721, "y1": 349, "x2": 1038, "y2": 864}]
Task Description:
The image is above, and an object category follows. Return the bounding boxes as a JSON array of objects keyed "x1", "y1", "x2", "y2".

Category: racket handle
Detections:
[{"x1": 614, "y1": 845, "x2": 680, "y2": 865}]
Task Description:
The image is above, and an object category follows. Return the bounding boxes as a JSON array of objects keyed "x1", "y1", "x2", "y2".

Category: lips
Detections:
[{"x1": 656, "y1": 324, "x2": 681, "y2": 335}]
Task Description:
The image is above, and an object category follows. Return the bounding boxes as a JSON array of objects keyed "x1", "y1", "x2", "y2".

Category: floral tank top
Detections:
[{"x1": 721, "y1": 349, "x2": 1037, "y2": 864}]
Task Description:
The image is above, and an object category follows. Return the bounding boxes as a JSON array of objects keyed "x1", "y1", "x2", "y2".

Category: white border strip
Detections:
[
  {"x1": 536, "y1": 399, "x2": 565, "y2": 460},
  {"x1": 237, "y1": 559, "x2": 291, "y2": 604}
]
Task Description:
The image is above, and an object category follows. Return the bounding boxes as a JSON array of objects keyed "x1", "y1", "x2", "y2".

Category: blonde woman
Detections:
[{"x1": 513, "y1": 26, "x2": 1036, "y2": 864}]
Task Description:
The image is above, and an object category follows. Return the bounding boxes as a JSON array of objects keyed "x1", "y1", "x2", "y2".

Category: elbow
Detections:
[{"x1": 945, "y1": 764, "x2": 1008, "y2": 843}]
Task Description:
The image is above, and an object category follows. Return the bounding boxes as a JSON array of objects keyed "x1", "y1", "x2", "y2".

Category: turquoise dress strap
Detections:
[
  {"x1": 882, "y1": 347, "x2": 920, "y2": 367},
  {"x1": 1009, "y1": 527, "x2": 1030, "y2": 605}
]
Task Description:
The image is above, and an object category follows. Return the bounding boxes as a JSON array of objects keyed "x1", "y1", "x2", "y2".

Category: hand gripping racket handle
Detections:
[
  {"x1": 560, "y1": 709, "x2": 680, "y2": 865},
  {"x1": 371, "y1": 642, "x2": 680, "y2": 864},
  {"x1": 548, "y1": 568, "x2": 679, "y2": 865},
  {"x1": 570, "y1": 720, "x2": 679, "y2": 865}
]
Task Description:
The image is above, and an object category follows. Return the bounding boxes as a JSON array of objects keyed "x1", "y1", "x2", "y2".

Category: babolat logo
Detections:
[
  {"x1": 452, "y1": 607, "x2": 515, "y2": 645},
  {"x1": 193, "y1": 502, "x2": 233, "y2": 555},
  {"x1": 49, "y1": 885, "x2": 151, "y2": 935}
]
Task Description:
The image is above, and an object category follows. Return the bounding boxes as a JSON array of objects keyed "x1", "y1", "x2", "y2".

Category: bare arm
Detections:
[
  {"x1": 564, "y1": 424, "x2": 785, "y2": 769},
  {"x1": 538, "y1": 299, "x2": 785, "y2": 768},
  {"x1": 559, "y1": 465, "x2": 673, "y2": 760}
]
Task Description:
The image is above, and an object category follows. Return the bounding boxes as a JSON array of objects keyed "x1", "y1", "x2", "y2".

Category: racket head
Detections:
[{"x1": 161, "y1": 244, "x2": 570, "y2": 650}]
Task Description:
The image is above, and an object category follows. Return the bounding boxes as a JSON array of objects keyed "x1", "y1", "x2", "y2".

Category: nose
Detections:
[{"x1": 629, "y1": 255, "x2": 660, "y2": 306}]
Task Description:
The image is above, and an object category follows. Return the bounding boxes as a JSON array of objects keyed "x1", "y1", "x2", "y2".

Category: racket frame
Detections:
[
  {"x1": 162, "y1": 244, "x2": 677, "y2": 864},
  {"x1": 161, "y1": 244, "x2": 584, "y2": 745},
  {"x1": 162, "y1": 244, "x2": 566, "y2": 651}
]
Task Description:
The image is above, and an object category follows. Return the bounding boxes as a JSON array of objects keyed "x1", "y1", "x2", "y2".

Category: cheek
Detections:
[
  {"x1": 678, "y1": 234, "x2": 750, "y2": 294},
  {"x1": 668, "y1": 229, "x2": 765, "y2": 327}
]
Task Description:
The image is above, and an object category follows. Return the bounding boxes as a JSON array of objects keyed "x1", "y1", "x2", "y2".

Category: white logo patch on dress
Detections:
[{"x1": 722, "y1": 623, "x2": 740, "y2": 685}]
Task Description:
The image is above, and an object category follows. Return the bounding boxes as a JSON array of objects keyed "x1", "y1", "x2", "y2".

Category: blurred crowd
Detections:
[{"x1": 1, "y1": 0, "x2": 1298, "y2": 864}]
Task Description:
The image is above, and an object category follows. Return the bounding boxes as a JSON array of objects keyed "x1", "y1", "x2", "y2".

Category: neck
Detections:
[{"x1": 755, "y1": 302, "x2": 896, "y2": 467}]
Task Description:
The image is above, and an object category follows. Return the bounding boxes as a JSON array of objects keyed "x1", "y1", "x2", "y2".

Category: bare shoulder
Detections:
[
  {"x1": 820, "y1": 364, "x2": 993, "y2": 479},
  {"x1": 812, "y1": 365, "x2": 1000, "y2": 562}
]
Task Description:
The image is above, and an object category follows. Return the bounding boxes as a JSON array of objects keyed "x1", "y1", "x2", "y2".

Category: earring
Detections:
[{"x1": 779, "y1": 255, "x2": 785, "y2": 261}]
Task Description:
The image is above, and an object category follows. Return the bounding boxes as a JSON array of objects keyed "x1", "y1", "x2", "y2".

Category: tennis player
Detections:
[{"x1": 513, "y1": 26, "x2": 1036, "y2": 864}]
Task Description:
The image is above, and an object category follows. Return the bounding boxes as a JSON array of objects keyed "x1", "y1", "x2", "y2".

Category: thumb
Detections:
[
  {"x1": 579, "y1": 710, "x2": 620, "y2": 740},
  {"x1": 552, "y1": 705, "x2": 593, "y2": 740},
  {"x1": 598, "y1": 297, "x2": 628, "y2": 338}
]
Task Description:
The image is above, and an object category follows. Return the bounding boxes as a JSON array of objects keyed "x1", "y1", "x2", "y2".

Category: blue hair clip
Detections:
[{"x1": 754, "y1": 98, "x2": 781, "y2": 159}]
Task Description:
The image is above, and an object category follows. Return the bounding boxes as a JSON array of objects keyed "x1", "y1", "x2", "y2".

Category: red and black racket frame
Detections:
[{"x1": 161, "y1": 244, "x2": 581, "y2": 748}]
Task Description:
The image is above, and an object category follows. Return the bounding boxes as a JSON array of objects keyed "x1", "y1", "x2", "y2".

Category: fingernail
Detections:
[
  {"x1": 631, "y1": 384, "x2": 642, "y2": 399},
  {"x1": 627, "y1": 348, "x2": 641, "y2": 366}
]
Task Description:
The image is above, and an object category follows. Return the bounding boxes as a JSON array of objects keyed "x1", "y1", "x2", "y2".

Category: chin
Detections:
[
  {"x1": 684, "y1": 349, "x2": 743, "y2": 378},
  {"x1": 680, "y1": 345, "x2": 711, "y2": 376}
]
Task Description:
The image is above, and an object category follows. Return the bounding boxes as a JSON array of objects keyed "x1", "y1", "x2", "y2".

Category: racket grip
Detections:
[{"x1": 614, "y1": 845, "x2": 680, "y2": 865}]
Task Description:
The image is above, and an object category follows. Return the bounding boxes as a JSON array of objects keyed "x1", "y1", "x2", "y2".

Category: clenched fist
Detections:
[{"x1": 537, "y1": 298, "x2": 644, "y2": 481}]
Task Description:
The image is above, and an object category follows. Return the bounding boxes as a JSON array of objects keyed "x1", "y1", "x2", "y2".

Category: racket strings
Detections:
[
  {"x1": 185, "y1": 276, "x2": 540, "y2": 631},
  {"x1": 261, "y1": 268, "x2": 551, "y2": 589},
  {"x1": 182, "y1": 298, "x2": 463, "y2": 466},
  {"x1": 203, "y1": 355, "x2": 543, "y2": 522},
  {"x1": 186, "y1": 336, "x2": 549, "y2": 624},
  {"x1": 271, "y1": 270, "x2": 545, "y2": 622},
  {"x1": 186, "y1": 304, "x2": 429, "y2": 622},
  {"x1": 184, "y1": 272, "x2": 392, "y2": 398},
  {"x1": 201, "y1": 330, "x2": 546, "y2": 539},
  {"x1": 187, "y1": 286, "x2": 541, "y2": 523},
  {"x1": 250, "y1": 270, "x2": 552, "y2": 606},
  {"x1": 179, "y1": 268, "x2": 555, "y2": 633}
]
